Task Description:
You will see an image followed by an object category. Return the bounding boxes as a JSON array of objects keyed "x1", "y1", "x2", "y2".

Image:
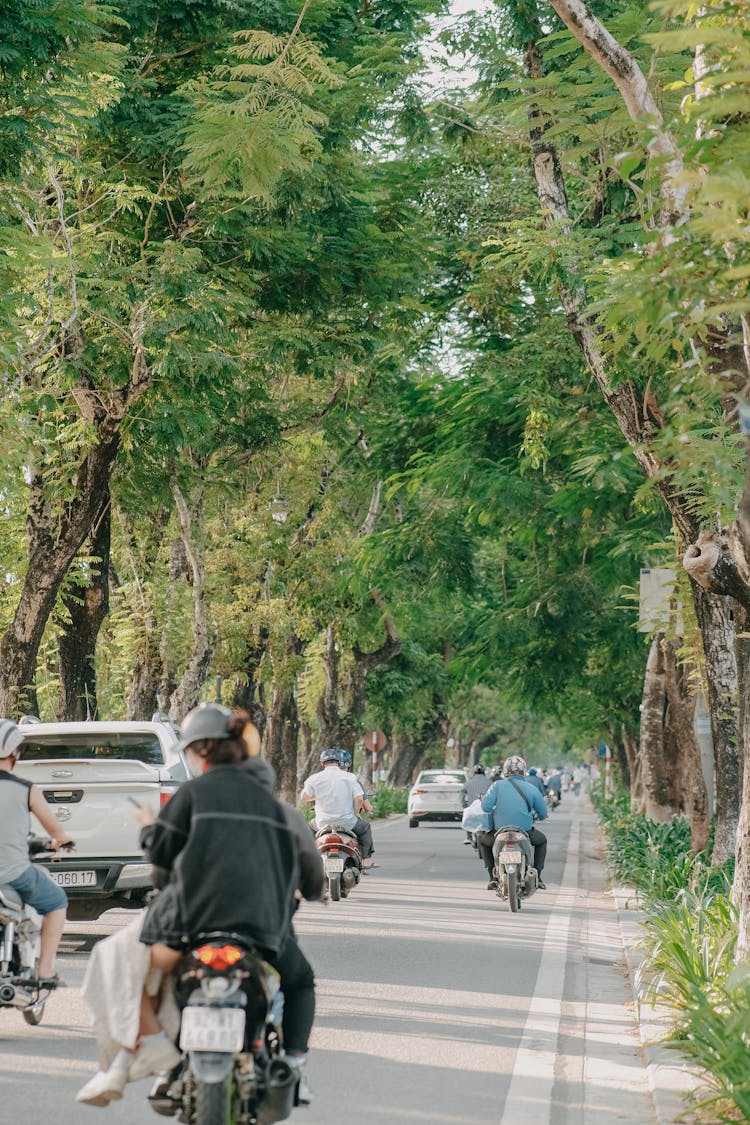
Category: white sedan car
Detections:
[{"x1": 408, "y1": 769, "x2": 467, "y2": 828}]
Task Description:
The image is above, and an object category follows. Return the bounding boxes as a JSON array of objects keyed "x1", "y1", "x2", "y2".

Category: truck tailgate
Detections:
[{"x1": 22, "y1": 759, "x2": 164, "y2": 859}]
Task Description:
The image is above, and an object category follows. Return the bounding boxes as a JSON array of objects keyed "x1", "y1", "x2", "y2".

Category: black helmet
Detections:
[
  {"x1": 178, "y1": 703, "x2": 233, "y2": 752},
  {"x1": 473, "y1": 764, "x2": 485, "y2": 775}
]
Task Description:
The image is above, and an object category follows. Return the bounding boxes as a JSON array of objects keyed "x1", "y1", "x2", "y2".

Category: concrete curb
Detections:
[{"x1": 610, "y1": 883, "x2": 708, "y2": 1125}]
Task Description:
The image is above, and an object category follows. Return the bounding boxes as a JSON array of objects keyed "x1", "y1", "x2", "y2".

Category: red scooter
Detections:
[{"x1": 315, "y1": 824, "x2": 362, "y2": 901}]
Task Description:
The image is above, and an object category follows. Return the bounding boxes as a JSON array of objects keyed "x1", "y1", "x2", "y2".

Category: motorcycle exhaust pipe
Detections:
[
  {"x1": 256, "y1": 1058, "x2": 297, "y2": 1124},
  {"x1": 342, "y1": 869, "x2": 358, "y2": 889}
]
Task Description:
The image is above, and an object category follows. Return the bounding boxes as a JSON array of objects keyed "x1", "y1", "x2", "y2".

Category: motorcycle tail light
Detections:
[
  {"x1": 324, "y1": 835, "x2": 343, "y2": 844},
  {"x1": 196, "y1": 944, "x2": 244, "y2": 970}
]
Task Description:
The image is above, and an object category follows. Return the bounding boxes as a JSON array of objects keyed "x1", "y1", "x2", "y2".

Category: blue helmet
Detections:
[
  {"x1": 340, "y1": 751, "x2": 352, "y2": 770},
  {"x1": 320, "y1": 748, "x2": 344, "y2": 765}
]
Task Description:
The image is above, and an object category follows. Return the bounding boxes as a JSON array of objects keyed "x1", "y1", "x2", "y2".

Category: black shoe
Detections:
[
  {"x1": 537, "y1": 878, "x2": 547, "y2": 890},
  {"x1": 486, "y1": 878, "x2": 498, "y2": 890}
]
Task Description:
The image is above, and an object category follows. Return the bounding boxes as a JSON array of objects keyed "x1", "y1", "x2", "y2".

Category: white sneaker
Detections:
[
  {"x1": 76, "y1": 1064, "x2": 129, "y2": 1106},
  {"x1": 128, "y1": 1034, "x2": 181, "y2": 1081}
]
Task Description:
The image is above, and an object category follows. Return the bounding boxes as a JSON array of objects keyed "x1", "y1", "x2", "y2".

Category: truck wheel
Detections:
[{"x1": 409, "y1": 818, "x2": 419, "y2": 828}]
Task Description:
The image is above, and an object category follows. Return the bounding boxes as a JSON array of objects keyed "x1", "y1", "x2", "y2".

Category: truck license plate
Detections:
[
  {"x1": 498, "y1": 850, "x2": 522, "y2": 864},
  {"x1": 179, "y1": 1006, "x2": 245, "y2": 1052},
  {"x1": 49, "y1": 870, "x2": 96, "y2": 887},
  {"x1": 325, "y1": 856, "x2": 344, "y2": 873}
]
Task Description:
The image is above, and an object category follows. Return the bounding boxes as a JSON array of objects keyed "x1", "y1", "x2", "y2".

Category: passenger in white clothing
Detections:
[{"x1": 301, "y1": 750, "x2": 374, "y2": 861}]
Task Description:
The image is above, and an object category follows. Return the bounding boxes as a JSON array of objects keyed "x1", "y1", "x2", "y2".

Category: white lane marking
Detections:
[{"x1": 500, "y1": 819, "x2": 581, "y2": 1125}]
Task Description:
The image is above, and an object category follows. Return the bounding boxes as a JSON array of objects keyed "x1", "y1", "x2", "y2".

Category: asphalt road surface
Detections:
[{"x1": 0, "y1": 798, "x2": 657, "y2": 1124}]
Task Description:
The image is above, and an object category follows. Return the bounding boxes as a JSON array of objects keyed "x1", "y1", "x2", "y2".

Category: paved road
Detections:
[{"x1": 0, "y1": 799, "x2": 657, "y2": 1124}]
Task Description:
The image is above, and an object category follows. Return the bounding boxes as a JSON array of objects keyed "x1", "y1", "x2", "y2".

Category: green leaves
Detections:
[{"x1": 182, "y1": 25, "x2": 341, "y2": 199}]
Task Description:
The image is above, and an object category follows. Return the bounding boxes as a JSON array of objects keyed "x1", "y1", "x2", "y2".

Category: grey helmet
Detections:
[
  {"x1": 177, "y1": 703, "x2": 233, "y2": 752},
  {"x1": 0, "y1": 719, "x2": 23, "y2": 759},
  {"x1": 502, "y1": 755, "x2": 527, "y2": 777}
]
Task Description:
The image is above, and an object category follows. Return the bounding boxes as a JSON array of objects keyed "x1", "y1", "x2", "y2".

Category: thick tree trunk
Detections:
[
  {"x1": 58, "y1": 504, "x2": 111, "y2": 720},
  {"x1": 661, "y1": 638, "x2": 710, "y2": 852},
  {"x1": 388, "y1": 732, "x2": 425, "y2": 788},
  {"x1": 692, "y1": 589, "x2": 741, "y2": 864},
  {"x1": 639, "y1": 633, "x2": 680, "y2": 822},
  {"x1": 734, "y1": 628, "x2": 750, "y2": 957}
]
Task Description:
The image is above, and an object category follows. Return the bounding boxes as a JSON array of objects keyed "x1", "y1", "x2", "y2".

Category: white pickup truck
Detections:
[{"x1": 15, "y1": 719, "x2": 191, "y2": 921}]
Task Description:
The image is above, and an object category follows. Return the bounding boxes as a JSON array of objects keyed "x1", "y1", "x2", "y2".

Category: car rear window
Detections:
[
  {"x1": 419, "y1": 772, "x2": 465, "y2": 784},
  {"x1": 20, "y1": 735, "x2": 165, "y2": 766}
]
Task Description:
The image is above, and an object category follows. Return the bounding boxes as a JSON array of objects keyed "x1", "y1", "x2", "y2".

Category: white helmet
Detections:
[
  {"x1": 502, "y1": 755, "x2": 527, "y2": 777},
  {"x1": 0, "y1": 720, "x2": 23, "y2": 758}
]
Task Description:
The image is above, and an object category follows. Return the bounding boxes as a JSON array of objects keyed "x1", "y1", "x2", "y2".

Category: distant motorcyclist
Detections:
[
  {"x1": 526, "y1": 768, "x2": 546, "y2": 796},
  {"x1": 462, "y1": 765, "x2": 492, "y2": 845},
  {"x1": 546, "y1": 769, "x2": 563, "y2": 801},
  {"x1": 339, "y1": 750, "x2": 375, "y2": 868},
  {"x1": 301, "y1": 749, "x2": 374, "y2": 864},
  {"x1": 480, "y1": 755, "x2": 549, "y2": 890}
]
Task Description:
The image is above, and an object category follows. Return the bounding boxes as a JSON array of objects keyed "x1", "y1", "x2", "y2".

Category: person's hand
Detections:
[
  {"x1": 53, "y1": 837, "x2": 74, "y2": 852},
  {"x1": 135, "y1": 804, "x2": 156, "y2": 827}
]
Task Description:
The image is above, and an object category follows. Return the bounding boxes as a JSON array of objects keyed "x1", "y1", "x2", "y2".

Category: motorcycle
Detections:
[
  {"x1": 147, "y1": 932, "x2": 298, "y2": 1125},
  {"x1": 492, "y1": 826, "x2": 537, "y2": 913},
  {"x1": 314, "y1": 823, "x2": 362, "y2": 901},
  {"x1": 0, "y1": 836, "x2": 73, "y2": 1026},
  {"x1": 545, "y1": 788, "x2": 560, "y2": 811}
]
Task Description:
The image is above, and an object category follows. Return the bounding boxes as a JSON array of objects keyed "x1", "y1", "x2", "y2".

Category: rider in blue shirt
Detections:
[{"x1": 480, "y1": 755, "x2": 549, "y2": 890}]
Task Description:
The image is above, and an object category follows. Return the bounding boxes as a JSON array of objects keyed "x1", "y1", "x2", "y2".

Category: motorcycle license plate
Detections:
[
  {"x1": 325, "y1": 856, "x2": 345, "y2": 873},
  {"x1": 498, "y1": 850, "x2": 522, "y2": 864},
  {"x1": 179, "y1": 1006, "x2": 245, "y2": 1052}
]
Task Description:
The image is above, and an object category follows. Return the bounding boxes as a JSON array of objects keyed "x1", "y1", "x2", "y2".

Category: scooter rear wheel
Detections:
[
  {"x1": 329, "y1": 874, "x2": 342, "y2": 901},
  {"x1": 195, "y1": 1074, "x2": 231, "y2": 1125},
  {"x1": 507, "y1": 870, "x2": 520, "y2": 913}
]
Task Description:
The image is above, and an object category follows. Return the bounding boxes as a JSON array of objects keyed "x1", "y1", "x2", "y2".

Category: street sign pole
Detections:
[{"x1": 604, "y1": 744, "x2": 612, "y2": 800}]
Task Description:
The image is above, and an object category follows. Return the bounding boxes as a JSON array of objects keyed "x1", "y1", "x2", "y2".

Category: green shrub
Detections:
[
  {"x1": 593, "y1": 784, "x2": 747, "y2": 1122},
  {"x1": 366, "y1": 786, "x2": 408, "y2": 818}
]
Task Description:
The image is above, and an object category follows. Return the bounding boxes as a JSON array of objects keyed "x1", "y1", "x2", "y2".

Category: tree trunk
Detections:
[
  {"x1": 314, "y1": 625, "x2": 344, "y2": 752},
  {"x1": 0, "y1": 335, "x2": 149, "y2": 718},
  {"x1": 58, "y1": 503, "x2": 111, "y2": 720},
  {"x1": 265, "y1": 632, "x2": 303, "y2": 804},
  {"x1": 639, "y1": 633, "x2": 680, "y2": 822},
  {"x1": 0, "y1": 434, "x2": 121, "y2": 716},
  {"x1": 298, "y1": 721, "x2": 315, "y2": 790},
  {"x1": 167, "y1": 480, "x2": 212, "y2": 722},
  {"x1": 661, "y1": 637, "x2": 710, "y2": 852},
  {"x1": 733, "y1": 627, "x2": 750, "y2": 957},
  {"x1": 692, "y1": 588, "x2": 741, "y2": 864},
  {"x1": 388, "y1": 731, "x2": 425, "y2": 788}
]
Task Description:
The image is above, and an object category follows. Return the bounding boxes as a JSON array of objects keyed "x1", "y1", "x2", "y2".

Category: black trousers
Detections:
[
  {"x1": 478, "y1": 827, "x2": 547, "y2": 878},
  {"x1": 269, "y1": 930, "x2": 315, "y2": 1055}
]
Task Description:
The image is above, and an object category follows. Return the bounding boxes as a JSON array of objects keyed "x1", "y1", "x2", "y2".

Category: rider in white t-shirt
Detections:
[{"x1": 301, "y1": 750, "x2": 374, "y2": 862}]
